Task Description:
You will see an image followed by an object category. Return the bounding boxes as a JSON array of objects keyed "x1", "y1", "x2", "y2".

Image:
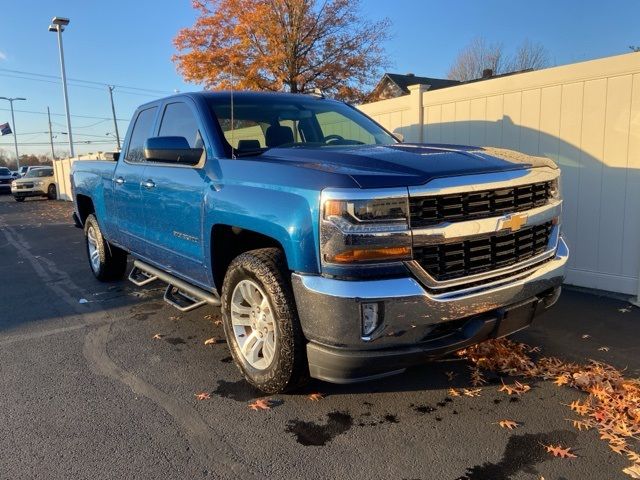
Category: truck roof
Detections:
[{"x1": 137, "y1": 90, "x2": 336, "y2": 109}]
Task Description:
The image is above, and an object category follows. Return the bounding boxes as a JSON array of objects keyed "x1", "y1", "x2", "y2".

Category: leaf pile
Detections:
[{"x1": 458, "y1": 338, "x2": 640, "y2": 475}]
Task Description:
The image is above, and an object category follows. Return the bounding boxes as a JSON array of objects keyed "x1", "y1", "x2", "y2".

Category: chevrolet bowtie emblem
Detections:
[{"x1": 501, "y1": 213, "x2": 528, "y2": 232}]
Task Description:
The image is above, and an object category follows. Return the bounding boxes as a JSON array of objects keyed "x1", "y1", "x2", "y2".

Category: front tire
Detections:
[
  {"x1": 221, "y1": 248, "x2": 308, "y2": 394},
  {"x1": 14, "y1": 197, "x2": 25, "y2": 202},
  {"x1": 84, "y1": 214, "x2": 128, "y2": 281},
  {"x1": 47, "y1": 184, "x2": 57, "y2": 200}
]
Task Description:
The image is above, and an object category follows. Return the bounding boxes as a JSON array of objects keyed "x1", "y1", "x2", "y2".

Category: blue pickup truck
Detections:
[{"x1": 71, "y1": 91, "x2": 568, "y2": 393}]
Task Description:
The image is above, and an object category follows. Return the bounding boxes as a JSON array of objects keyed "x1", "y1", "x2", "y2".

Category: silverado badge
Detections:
[{"x1": 501, "y1": 213, "x2": 528, "y2": 232}]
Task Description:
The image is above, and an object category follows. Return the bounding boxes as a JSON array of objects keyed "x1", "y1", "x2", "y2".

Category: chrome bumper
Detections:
[{"x1": 292, "y1": 237, "x2": 568, "y2": 351}]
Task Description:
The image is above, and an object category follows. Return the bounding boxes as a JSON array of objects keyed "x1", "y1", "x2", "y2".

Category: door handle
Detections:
[
  {"x1": 141, "y1": 179, "x2": 156, "y2": 189},
  {"x1": 113, "y1": 176, "x2": 125, "y2": 185}
]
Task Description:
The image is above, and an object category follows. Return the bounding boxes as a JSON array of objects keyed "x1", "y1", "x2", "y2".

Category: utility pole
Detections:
[
  {"x1": 49, "y1": 17, "x2": 75, "y2": 158},
  {"x1": 47, "y1": 107, "x2": 56, "y2": 160},
  {"x1": 107, "y1": 86, "x2": 121, "y2": 150},
  {"x1": 0, "y1": 96, "x2": 26, "y2": 169}
]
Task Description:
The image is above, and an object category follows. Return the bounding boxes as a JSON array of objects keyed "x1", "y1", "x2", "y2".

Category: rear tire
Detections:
[
  {"x1": 84, "y1": 214, "x2": 128, "y2": 281},
  {"x1": 47, "y1": 184, "x2": 57, "y2": 200},
  {"x1": 221, "y1": 248, "x2": 308, "y2": 394},
  {"x1": 14, "y1": 197, "x2": 25, "y2": 202}
]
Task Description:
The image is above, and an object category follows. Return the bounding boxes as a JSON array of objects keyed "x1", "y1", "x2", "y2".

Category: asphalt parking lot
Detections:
[{"x1": 1, "y1": 194, "x2": 638, "y2": 480}]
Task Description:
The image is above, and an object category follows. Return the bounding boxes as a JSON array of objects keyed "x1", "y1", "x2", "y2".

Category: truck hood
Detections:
[{"x1": 254, "y1": 144, "x2": 557, "y2": 188}]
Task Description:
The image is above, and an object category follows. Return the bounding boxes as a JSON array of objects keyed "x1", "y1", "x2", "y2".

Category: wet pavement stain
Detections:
[
  {"x1": 383, "y1": 414, "x2": 399, "y2": 424},
  {"x1": 130, "y1": 301, "x2": 164, "y2": 321},
  {"x1": 164, "y1": 337, "x2": 186, "y2": 345},
  {"x1": 457, "y1": 429, "x2": 577, "y2": 480},
  {"x1": 412, "y1": 404, "x2": 437, "y2": 414},
  {"x1": 213, "y1": 379, "x2": 261, "y2": 402},
  {"x1": 220, "y1": 356, "x2": 233, "y2": 363},
  {"x1": 286, "y1": 411, "x2": 353, "y2": 446}
]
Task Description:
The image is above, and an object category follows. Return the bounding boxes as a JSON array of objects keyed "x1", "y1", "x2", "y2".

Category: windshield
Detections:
[
  {"x1": 0, "y1": 168, "x2": 10, "y2": 176},
  {"x1": 208, "y1": 95, "x2": 396, "y2": 158},
  {"x1": 25, "y1": 168, "x2": 52, "y2": 178}
]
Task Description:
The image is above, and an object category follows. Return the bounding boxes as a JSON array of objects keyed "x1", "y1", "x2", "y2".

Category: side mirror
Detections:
[
  {"x1": 393, "y1": 132, "x2": 404, "y2": 143},
  {"x1": 144, "y1": 136, "x2": 203, "y2": 165}
]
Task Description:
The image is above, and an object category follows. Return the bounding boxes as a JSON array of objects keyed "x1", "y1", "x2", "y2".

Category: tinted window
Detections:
[
  {"x1": 0, "y1": 168, "x2": 10, "y2": 175},
  {"x1": 25, "y1": 168, "x2": 53, "y2": 178},
  {"x1": 158, "y1": 102, "x2": 203, "y2": 149},
  {"x1": 126, "y1": 107, "x2": 158, "y2": 163}
]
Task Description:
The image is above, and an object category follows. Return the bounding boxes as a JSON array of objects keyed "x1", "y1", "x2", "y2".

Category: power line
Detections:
[
  {"x1": 0, "y1": 67, "x2": 175, "y2": 95},
  {"x1": 0, "y1": 106, "x2": 128, "y2": 122},
  {"x1": 0, "y1": 72, "x2": 162, "y2": 99}
]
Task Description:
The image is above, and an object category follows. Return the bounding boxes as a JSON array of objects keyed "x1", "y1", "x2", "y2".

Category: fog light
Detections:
[{"x1": 361, "y1": 302, "x2": 380, "y2": 338}]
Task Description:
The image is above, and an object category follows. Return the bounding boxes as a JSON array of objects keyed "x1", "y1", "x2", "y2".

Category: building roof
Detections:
[{"x1": 381, "y1": 73, "x2": 460, "y2": 93}]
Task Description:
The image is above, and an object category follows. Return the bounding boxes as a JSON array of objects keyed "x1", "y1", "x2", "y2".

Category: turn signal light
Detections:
[{"x1": 330, "y1": 246, "x2": 411, "y2": 263}]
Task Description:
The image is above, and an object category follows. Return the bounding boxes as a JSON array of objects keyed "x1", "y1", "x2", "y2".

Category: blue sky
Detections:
[{"x1": 1, "y1": 0, "x2": 639, "y2": 157}]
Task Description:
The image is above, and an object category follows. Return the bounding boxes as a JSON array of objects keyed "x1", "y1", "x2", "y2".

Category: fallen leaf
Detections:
[
  {"x1": 204, "y1": 337, "x2": 217, "y2": 345},
  {"x1": 448, "y1": 388, "x2": 461, "y2": 397},
  {"x1": 169, "y1": 315, "x2": 181, "y2": 321},
  {"x1": 627, "y1": 451, "x2": 640, "y2": 464},
  {"x1": 463, "y1": 388, "x2": 482, "y2": 397},
  {"x1": 470, "y1": 366, "x2": 487, "y2": 386},
  {"x1": 618, "y1": 307, "x2": 632, "y2": 314},
  {"x1": 213, "y1": 319, "x2": 223, "y2": 326},
  {"x1": 78, "y1": 298, "x2": 88, "y2": 304},
  {"x1": 569, "y1": 419, "x2": 592, "y2": 431},
  {"x1": 203, "y1": 314, "x2": 212, "y2": 320},
  {"x1": 581, "y1": 334, "x2": 591, "y2": 339},
  {"x1": 307, "y1": 392, "x2": 323, "y2": 401},
  {"x1": 152, "y1": 333, "x2": 163, "y2": 340},
  {"x1": 609, "y1": 442, "x2": 628, "y2": 455},
  {"x1": 598, "y1": 346, "x2": 610, "y2": 352},
  {"x1": 497, "y1": 419, "x2": 519, "y2": 430},
  {"x1": 445, "y1": 371, "x2": 456, "y2": 382},
  {"x1": 623, "y1": 464, "x2": 640, "y2": 478},
  {"x1": 529, "y1": 346, "x2": 542, "y2": 353},
  {"x1": 195, "y1": 392, "x2": 211, "y2": 401},
  {"x1": 248, "y1": 399, "x2": 271, "y2": 411},
  {"x1": 542, "y1": 443, "x2": 577, "y2": 459},
  {"x1": 554, "y1": 375, "x2": 570, "y2": 386}
]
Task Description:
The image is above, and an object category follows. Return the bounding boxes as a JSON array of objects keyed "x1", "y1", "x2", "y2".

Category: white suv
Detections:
[{"x1": 11, "y1": 167, "x2": 57, "y2": 202}]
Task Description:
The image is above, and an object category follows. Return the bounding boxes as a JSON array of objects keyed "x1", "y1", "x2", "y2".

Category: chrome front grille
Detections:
[
  {"x1": 413, "y1": 221, "x2": 554, "y2": 281},
  {"x1": 409, "y1": 181, "x2": 553, "y2": 227},
  {"x1": 407, "y1": 168, "x2": 561, "y2": 290}
]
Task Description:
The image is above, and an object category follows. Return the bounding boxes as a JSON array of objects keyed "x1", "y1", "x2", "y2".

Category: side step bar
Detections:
[{"x1": 130, "y1": 260, "x2": 221, "y2": 311}]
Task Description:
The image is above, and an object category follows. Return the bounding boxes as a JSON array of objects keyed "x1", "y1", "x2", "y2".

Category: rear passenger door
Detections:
[
  {"x1": 140, "y1": 100, "x2": 209, "y2": 287},
  {"x1": 109, "y1": 106, "x2": 157, "y2": 253}
]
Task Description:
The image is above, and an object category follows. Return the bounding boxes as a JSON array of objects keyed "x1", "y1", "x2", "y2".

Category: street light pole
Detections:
[
  {"x1": 0, "y1": 96, "x2": 26, "y2": 169},
  {"x1": 107, "y1": 86, "x2": 121, "y2": 150},
  {"x1": 49, "y1": 17, "x2": 75, "y2": 158}
]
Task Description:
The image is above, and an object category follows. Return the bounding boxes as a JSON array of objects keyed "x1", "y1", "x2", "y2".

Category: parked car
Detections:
[
  {"x1": 71, "y1": 92, "x2": 568, "y2": 394},
  {"x1": 11, "y1": 166, "x2": 57, "y2": 202},
  {"x1": 0, "y1": 167, "x2": 15, "y2": 193}
]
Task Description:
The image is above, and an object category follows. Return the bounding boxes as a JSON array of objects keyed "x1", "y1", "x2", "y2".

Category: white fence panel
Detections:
[{"x1": 359, "y1": 52, "x2": 640, "y2": 296}]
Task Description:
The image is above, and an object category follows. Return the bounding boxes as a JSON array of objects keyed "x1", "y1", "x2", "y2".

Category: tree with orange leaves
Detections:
[{"x1": 173, "y1": 0, "x2": 390, "y2": 102}]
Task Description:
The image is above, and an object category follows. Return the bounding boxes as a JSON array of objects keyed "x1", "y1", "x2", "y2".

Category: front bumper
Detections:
[
  {"x1": 11, "y1": 187, "x2": 46, "y2": 198},
  {"x1": 292, "y1": 237, "x2": 569, "y2": 383}
]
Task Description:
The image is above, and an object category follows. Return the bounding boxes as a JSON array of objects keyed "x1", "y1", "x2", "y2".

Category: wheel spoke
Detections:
[
  {"x1": 263, "y1": 332, "x2": 275, "y2": 363},
  {"x1": 231, "y1": 302, "x2": 252, "y2": 318},
  {"x1": 241, "y1": 332, "x2": 262, "y2": 364}
]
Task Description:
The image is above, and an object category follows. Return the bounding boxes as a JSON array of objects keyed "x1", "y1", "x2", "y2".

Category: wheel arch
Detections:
[{"x1": 210, "y1": 224, "x2": 287, "y2": 294}]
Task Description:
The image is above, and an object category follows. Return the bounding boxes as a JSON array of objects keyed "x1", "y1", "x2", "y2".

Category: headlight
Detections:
[
  {"x1": 11, "y1": 181, "x2": 16, "y2": 187},
  {"x1": 34, "y1": 181, "x2": 44, "y2": 186},
  {"x1": 320, "y1": 188, "x2": 412, "y2": 271}
]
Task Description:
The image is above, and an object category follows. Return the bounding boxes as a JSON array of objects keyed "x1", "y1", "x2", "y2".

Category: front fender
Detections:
[{"x1": 204, "y1": 183, "x2": 321, "y2": 274}]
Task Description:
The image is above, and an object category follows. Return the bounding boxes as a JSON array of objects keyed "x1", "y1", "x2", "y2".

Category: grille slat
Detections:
[
  {"x1": 410, "y1": 181, "x2": 553, "y2": 227},
  {"x1": 414, "y1": 222, "x2": 553, "y2": 282}
]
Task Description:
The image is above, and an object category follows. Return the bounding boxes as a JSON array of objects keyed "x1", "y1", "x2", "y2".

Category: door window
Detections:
[
  {"x1": 159, "y1": 102, "x2": 204, "y2": 149},
  {"x1": 125, "y1": 107, "x2": 158, "y2": 163}
]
